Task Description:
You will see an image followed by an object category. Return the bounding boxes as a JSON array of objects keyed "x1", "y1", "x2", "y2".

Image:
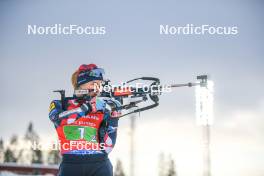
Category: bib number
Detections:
[{"x1": 63, "y1": 125, "x2": 97, "y2": 142}]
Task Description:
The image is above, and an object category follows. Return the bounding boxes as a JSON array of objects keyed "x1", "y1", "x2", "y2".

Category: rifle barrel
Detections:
[{"x1": 170, "y1": 82, "x2": 200, "y2": 88}]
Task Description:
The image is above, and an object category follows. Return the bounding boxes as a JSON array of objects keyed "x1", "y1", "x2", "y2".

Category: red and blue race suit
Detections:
[{"x1": 48, "y1": 96, "x2": 121, "y2": 156}]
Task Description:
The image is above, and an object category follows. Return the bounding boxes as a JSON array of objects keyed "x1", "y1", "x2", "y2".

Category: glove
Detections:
[
  {"x1": 89, "y1": 97, "x2": 106, "y2": 113},
  {"x1": 97, "y1": 97, "x2": 122, "y2": 118}
]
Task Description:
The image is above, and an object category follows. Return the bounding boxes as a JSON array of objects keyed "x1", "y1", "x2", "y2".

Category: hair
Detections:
[{"x1": 71, "y1": 70, "x2": 79, "y2": 90}]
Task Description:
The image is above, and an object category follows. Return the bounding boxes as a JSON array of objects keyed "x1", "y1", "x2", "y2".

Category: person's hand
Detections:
[
  {"x1": 89, "y1": 97, "x2": 106, "y2": 112},
  {"x1": 111, "y1": 110, "x2": 122, "y2": 118},
  {"x1": 108, "y1": 99, "x2": 122, "y2": 118},
  {"x1": 100, "y1": 97, "x2": 122, "y2": 118}
]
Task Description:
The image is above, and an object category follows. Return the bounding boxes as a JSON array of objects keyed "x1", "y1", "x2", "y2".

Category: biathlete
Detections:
[{"x1": 49, "y1": 64, "x2": 121, "y2": 176}]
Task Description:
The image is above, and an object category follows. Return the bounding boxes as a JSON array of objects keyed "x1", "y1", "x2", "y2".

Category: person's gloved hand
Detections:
[
  {"x1": 80, "y1": 97, "x2": 106, "y2": 114},
  {"x1": 89, "y1": 97, "x2": 106, "y2": 113},
  {"x1": 96, "y1": 97, "x2": 122, "y2": 118}
]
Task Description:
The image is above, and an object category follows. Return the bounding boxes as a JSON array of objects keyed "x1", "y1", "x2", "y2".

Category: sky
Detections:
[{"x1": 0, "y1": 0, "x2": 264, "y2": 176}]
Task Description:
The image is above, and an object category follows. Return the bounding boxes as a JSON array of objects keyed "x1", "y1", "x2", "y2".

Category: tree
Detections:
[
  {"x1": 0, "y1": 138, "x2": 4, "y2": 163},
  {"x1": 10, "y1": 135, "x2": 18, "y2": 145},
  {"x1": 4, "y1": 148, "x2": 17, "y2": 162},
  {"x1": 24, "y1": 122, "x2": 39, "y2": 143},
  {"x1": 114, "y1": 159, "x2": 126, "y2": 176},
  {"x1": 5, "y1": 135, "x2": 20, "y2": 163},
  {"x1": 47, "y1": 150, "x2": 61, "y2": 165},
  {"x1": 158, "y1": 153, "x2": 177, "y2": 176},
  {"x1": 23, "y1": 122, "x2": 42, "y2": 164},
  {"x1": 167, "y1": 156, "x2": 177, "y2": 176},
  {"x1": 32, "y1": 149, "x2": 43, "y2": 164},
  {"x1": 3, "y1": 122, "x2": 44, "y2": 164}
]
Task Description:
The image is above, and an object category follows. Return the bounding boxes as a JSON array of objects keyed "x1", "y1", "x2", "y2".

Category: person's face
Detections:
[{"x1": 79, "y1": 80, "x2": 103, "y2": 97}]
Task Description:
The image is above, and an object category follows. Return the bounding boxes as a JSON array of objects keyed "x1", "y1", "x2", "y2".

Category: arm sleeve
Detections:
[
  {"x1": 100, "y1": 112, "x2": 119, "y2": 154},
  {"x1": 48, "y1": 100, "x2": 92, "y2": 126},
  {"x1": 48, "y1": 100, "x2": 63, "y2": 127},
  {"x1": 99, "y1": 98, "x2": 122, "y2": 154}
]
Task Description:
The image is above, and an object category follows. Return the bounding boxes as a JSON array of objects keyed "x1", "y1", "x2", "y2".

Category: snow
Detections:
[{"x1": 0, "y1": 171, "x2": 53, "y2": 176}]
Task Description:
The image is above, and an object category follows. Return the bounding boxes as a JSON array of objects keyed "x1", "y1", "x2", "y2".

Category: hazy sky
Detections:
[{"x1": 0, "y1": 0, "x2": 264, "y2": 176}]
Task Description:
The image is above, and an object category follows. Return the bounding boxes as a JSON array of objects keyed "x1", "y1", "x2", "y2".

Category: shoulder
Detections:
[
  {"x1": 49, "y1": 100, "x2": 62, "y2": 109},
  {"x1": 49, "y1": 100, "x2": 62, "y2": 114}
]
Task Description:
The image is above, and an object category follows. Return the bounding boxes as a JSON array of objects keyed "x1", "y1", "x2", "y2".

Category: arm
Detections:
[
  {"x1": 48, "y1": 100, "x2": 92, "y2": 126},
  {"x1": 48, "y1": 100, "x2": 62, "y2": 127},
  {"x1": 98, "y1": 98, "x2": 122, "y2": 154}
]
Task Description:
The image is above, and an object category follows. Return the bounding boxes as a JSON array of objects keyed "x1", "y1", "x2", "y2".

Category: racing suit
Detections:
[{"x1": 48, "y1": 96, "x2": 121, "y2": 176}]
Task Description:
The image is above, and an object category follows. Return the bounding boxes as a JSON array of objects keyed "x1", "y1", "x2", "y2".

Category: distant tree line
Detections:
[
  {"x1": 0, "y1": 122, "x2": 61, "y2": 165},
  {"x1": 159, "y1": 152, "x2": 177, "y2": 176},
  {"x1": 0, "y1": 122, "x2": 177, "y2": 176}
]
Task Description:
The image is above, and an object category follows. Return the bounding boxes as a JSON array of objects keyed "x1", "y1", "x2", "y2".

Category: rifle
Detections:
[{"x1": 53, "y1": 75, "x2": 208, "y2": 118}]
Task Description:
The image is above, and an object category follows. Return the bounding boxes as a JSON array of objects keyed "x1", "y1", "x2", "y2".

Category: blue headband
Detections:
[{"x1": 77, "y1": 68, "x2": 104, "y2": 86}]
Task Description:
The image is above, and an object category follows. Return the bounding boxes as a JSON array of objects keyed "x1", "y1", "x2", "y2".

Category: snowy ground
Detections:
[{"x1": 0, "y1": 171, "x2": 53, "y2": 176}]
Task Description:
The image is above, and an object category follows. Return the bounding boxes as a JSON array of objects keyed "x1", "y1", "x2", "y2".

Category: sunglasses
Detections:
[{"x1": 78, "y1": 68, "x2": 105, "y2": 78}]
